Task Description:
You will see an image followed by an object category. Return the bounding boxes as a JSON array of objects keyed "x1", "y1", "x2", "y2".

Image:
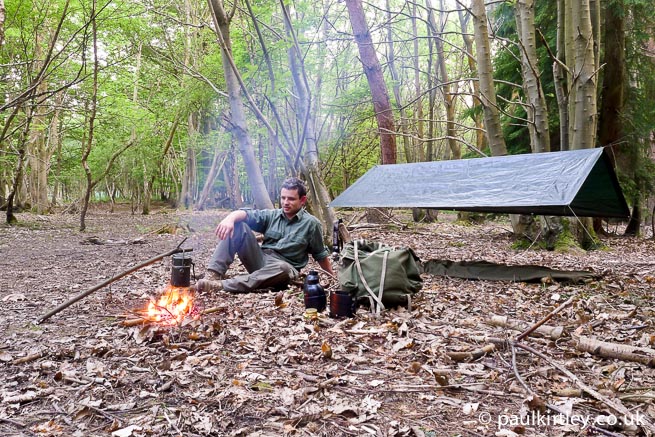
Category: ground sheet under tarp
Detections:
[{"x1": 420, "y1": 259, "x2": 597, "y2": 283}]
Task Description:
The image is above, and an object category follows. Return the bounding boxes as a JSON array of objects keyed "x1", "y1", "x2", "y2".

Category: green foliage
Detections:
[{"x1": 3, "y1": 0, "x2": 654, "y2": 214}]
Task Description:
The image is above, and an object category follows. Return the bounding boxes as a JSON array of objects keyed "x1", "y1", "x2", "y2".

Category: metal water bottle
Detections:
[{"x1": 303, "y1": 270, "x2": 326, "y2": 312}]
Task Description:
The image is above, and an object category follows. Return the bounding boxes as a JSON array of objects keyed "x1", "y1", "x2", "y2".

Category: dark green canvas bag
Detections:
[{"x1": 338, "y1": 239, "x2": 423, "y2": 314}]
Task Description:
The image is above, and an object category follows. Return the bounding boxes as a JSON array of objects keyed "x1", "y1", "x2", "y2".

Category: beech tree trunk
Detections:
[
  {"x1": 344, "y1": 0, "x2": 397, "y2": 164},
  {"x1": 457, "y1": 6, "x2": 486, "y2": 151},
  {"x1": 471, "y1": 0, "x2": 507, "y2": 156},
  {"x1": 568, "y1": 0, "x2": 597, "y2": 150},
  {"x1": 554, "y1": 0, "x2": 569, "y2": 150},
  {"x1": 514, "y1": 0, "x2": 550, "y2": 153}
]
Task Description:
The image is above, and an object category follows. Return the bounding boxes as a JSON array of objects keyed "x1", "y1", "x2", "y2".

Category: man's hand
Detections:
[
  {"x1": 215, "y1": 210, "x2": 247, "y2": 240},
  {"x1": 215, "y1": 218, "x2": 235, "y2": 240},
  {"x1": 318, "y1": 256, "x2": 335, "y2": 276}
]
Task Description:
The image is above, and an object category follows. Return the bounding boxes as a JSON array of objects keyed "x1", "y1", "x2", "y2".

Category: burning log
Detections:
[
  {"x1": 121, "y1": 305, "x2": 227, "y2": 327},
  {"x1": 36, "y1": 238, "x2": 190, "y2": 324}
]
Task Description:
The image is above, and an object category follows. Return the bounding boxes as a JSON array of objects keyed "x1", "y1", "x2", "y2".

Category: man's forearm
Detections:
[
  {"x1": 226, "y1": 209, "x2": 248, "y2": 223},
  {"x1": 215, "y1": 209, "x2": 248, "y2": 240},
  {"x1": 317, "y1": 257, "x2": 334, "y2": 276}
]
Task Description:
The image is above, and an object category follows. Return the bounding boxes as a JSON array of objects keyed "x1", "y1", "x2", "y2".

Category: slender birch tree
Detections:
[{"x1": 207, "y1": 0, "x2": 273, "y2": 209}]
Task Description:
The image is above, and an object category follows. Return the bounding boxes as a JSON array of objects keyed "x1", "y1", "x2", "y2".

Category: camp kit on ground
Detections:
[{"x1": 337, "y1": 239, "x2": 423, "y2": 314}]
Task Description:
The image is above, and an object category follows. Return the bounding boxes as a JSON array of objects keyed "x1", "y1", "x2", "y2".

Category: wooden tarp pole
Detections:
[{"x1": 36, "y1": 238, "x2": 189, "y2": 324}]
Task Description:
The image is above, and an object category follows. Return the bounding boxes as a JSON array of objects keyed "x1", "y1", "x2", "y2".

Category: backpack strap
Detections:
[{"x1": 353, "y1": 239, "x2": 386, "y2": 315}]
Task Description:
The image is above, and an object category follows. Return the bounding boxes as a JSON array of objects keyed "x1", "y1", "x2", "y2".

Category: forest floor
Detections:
[{"x1": 1, "y1": 204, "x2": 655, "y2": 437}]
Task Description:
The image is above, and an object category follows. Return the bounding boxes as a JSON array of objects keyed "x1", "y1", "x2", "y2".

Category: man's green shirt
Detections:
[{"x1": 245, "y1": 208, "x2": 329, "y2": 270}]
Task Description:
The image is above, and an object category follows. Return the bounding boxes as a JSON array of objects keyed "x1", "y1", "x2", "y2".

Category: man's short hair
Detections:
[{"x1": 281, "y1": 177, "x2": 307, "y2": 197}]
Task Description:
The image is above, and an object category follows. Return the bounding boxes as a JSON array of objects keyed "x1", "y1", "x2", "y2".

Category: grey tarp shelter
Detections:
[{"x1": 330, "y1": 147, "x2": 630, "y2": 218}]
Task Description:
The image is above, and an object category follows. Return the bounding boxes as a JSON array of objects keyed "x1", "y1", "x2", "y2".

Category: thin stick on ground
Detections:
[
  {"x1": 36, "y1": 238, "x2": 189, "y2": 324},
  {"x1": 510, "y1": 344, "x2": 624, "y2": 437},
  {"x1": 513, "y1": 341, "x2": 655, "y2": 434},
  {"x1": 515, "y1": 295, "x2": 575, "y2": 341}
]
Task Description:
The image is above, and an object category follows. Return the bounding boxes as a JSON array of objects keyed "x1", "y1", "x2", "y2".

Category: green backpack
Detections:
[{"x1": 338, "y1": 239, "x2": 423, "y2": 314}]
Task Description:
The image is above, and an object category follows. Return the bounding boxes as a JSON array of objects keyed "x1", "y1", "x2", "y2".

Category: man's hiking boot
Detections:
[
  {"x1": 193, "y1": 270, "x2": 224, "y2": 293},
  {"x1": 205, "y1": 270, "x2": 224, "y2": 281},
  {"x1": 195, "y1": 279, "x2": 223, "y2": 293}
]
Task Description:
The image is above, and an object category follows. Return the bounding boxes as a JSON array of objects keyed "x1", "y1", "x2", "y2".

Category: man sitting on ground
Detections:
[{"x1": 195, "y1": 177, "x2": 334, "y2": 293}]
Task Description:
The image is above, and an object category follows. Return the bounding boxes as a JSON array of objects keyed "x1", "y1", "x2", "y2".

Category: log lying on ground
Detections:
[
  {"x1": 446, "y1": 344, "x2": 495, "y2": 362},
  {"x1": 573, "y1": 334, "x2": 655, "y2": 367},
  {"x1": 487, "y1": 314, "x2": 564, "y2": 340}
]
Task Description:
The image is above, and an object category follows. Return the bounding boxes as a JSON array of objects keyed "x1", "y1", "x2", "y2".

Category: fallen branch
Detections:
[
  {"x1": 0, "y1": 417, "x2": 26, "y2": 428},
  {"x1": 514, "y1": 341, "x2": 655, "y2": 434},
  {"x1": 516, "y1": 295, "x2": 575, "y2": 341},
  {"x1": 487, "y1": 314, "x2": 564, "y2": 340},
  {"x1": 573, "y1": 334, "x2": 655, "y2": 367},
  {"x1": 469, "y1": 335, "x2": 510, "y2": 348},
  {"x1": 446, "y1": 344, "x2": 495, "y2": 362},
  {"x1": 510, "y1": 344, "x2": 624, "y2": 437},
  {"x1": 11, "y1": 351, "x2": 46, "y2": 365},
  {"x1": 3, "y1": 388, "x2": 54, "y2": 404},
  {"x1": 36, "y1": 238, "x2": 190, "y2": 324}
]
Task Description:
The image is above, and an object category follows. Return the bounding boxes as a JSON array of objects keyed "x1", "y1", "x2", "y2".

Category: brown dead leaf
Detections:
[
  {"x1": 321, "y1": 341, "x2": 333, "y2": 359},
  {"x1": 525, "y1": 394, "x2": 547, "y2": 412},
  {"x1": 434, "y1": 374, "x2": 449, "y2": 386},
  {"x1": 274, "y1": 291, "x2": 285, "y2": 307},
  {"x1": 408, "y1": 361, "x2": 422, "y2": 374}
]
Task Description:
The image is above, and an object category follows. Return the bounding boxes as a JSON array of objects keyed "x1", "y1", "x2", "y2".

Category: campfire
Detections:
[
  {"x1": 140, "y1": 251, "x2": 198, "y2": 326},
  {"x1": 145, "y1": 285, "x2": 197, "y2": 326}
]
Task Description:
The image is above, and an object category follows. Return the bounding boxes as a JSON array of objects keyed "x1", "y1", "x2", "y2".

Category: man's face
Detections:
[{"x1": 280, "y1": 188, "x2": 306, "y2": 218}]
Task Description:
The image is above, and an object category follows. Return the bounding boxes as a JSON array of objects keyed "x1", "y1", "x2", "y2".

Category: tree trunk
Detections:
[
  {"x1": 27, "y1": 84, "x2": 50, "y2": 214},
  {"x1": 207, "y1": 0, "x2": 273, "y2": 209},
  {"x1": 386, "y1": 0, "x2": 412, "y2": 163},
  {"x1": 554, "y1": 0, "x2": 569, "y2": 150},
  {"x1": 80, "y1": 1, "x2": 99, "y2": 232},
  {"x1": 280, "y1": 0, "x2": 336, "y2": 234},
  {"x1": 345, "y1": 0, "x2": 397, "y2": 164},
  {"x1": 51, "y1": 106, "x2": 63, "y2": 207},
  {"x1": 515, "y1": 0, "x2": 550, "y2": 153},
  {"x1": 0, "y1": 0, "x2": 5, "y2": 49},
  {"x1": 471, "y1": 0, "x2": 507, "y2": 156},
  {"x1": 598, "y1": 0, "x2": 625, "y2": 149},
  {"x1": 196, "y1": 150, "x2": 227, "y2": 210},
  {"x1": 179, "y1": 111, "x2": 198, "y2": 209},
  {"x1": 142, "y1": 162, "x2": 151, "y2": 215},
  {"x1": 5, "y1": 107, "x2": 33, "y2": 224},
  {"x1": 429, "y1": 0, "x2": 460, "y2": 159},
  {"x1": 569, "y1": 0, "x2": 597, "y2": 150},
  {"x1": 457, "y1": 6, "x2": 486, "y2": 151},
  {"x1": 412, "y1": 3, "x2": 425, "y2": 162}
]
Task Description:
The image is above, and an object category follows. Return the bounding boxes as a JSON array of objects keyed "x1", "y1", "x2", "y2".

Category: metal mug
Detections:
[{"x1": 330, "y1": 290, "x2": 356, "y2": 318}]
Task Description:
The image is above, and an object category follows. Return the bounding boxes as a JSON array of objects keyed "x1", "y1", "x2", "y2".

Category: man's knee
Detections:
[{"x1": 277, "y1": 261, "x2": 298, "y2": 280}]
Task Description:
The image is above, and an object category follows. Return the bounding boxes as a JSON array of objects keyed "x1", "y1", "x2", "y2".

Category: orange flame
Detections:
[{"x1": 146, "y1": 285, "x2": 196, "y2": 326}]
